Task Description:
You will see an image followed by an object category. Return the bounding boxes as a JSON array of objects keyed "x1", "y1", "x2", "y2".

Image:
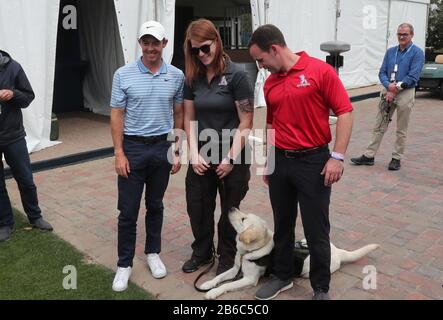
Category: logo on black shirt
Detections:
[{"x1": 219, "y1": 76, "x2": 228, "y2": 86}]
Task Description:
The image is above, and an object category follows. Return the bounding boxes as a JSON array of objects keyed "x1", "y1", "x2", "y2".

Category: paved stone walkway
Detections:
[{"x1": 6, "y1": 92, "x2": 443, "y2": 300}]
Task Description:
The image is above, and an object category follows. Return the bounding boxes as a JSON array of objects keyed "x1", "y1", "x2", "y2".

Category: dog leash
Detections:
[
  {"x1": 193, "y1": 169, "x2": 228, "y2": 293},
  {"x1": 193, "y1": 244, "x2": 217, "y2": 292}
]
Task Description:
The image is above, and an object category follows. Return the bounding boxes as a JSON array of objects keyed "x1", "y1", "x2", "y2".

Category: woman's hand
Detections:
[
  {"x1": 191, "y1": 154, "x2": 210, "y2": 175},
  {"x1": 216, "y1": 157, "x2": 234, "y2": 179}
]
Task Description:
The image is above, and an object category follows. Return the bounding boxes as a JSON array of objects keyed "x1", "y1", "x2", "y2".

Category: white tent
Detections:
[
  {"x1": 265, "y1": 0, "x2": 429, "y2": 89},
  {"x1": 0, "y1": 0, "x2": 175, "y2": 153},
  {"x1": 0, "y1": 0, "x2": 430, "y2": 153}
]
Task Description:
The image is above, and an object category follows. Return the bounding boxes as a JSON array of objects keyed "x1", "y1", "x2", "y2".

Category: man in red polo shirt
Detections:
[{"x1": 248, "y1": 24, "x2": 353, "y2": 300}]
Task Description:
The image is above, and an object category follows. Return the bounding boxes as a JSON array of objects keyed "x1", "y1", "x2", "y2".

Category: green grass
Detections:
[{"x1": 0, "y1": 209, "x2": 153, "y2": 300}]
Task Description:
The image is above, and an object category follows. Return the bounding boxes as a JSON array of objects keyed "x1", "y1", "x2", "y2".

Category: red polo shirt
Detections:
[{"x1": 265, "y1": 52, "x2": 353, "y2": 150}]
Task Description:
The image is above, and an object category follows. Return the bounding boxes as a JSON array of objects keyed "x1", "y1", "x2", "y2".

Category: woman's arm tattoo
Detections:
[{"x1": 238, "y1": 98, "x2": 254, "y2": 112}]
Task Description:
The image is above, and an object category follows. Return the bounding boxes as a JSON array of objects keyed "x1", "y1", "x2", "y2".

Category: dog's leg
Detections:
[
  {"x1": 205, "y1": 266, "x2": 262, "y2": 300},
  {"x1": 200, "y1": 253, "x2": 242, "y2": 291}
]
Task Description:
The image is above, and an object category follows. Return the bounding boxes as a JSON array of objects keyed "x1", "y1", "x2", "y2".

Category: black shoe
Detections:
[
  {"x1": 312, "y1": 290, "x2": 331, "y2": 300},
  {"x1": 388, "y1": 158, "x2": 401, "y2": 171},
  {"x1": 350, "y1": 155, "x2": 374, "y2": 166},
  {"x1": 0, "y1": 226, "x2": 12, "y2": 242},
  {"x1": 182, "y1": 255, "x2": 213, "y2": 273},
  {"x1": 255, "y1": 275, "x2": 293, "y2": 300},
  {"x1": 31, "y1": 218, "x2": 53, "y2": 231}
]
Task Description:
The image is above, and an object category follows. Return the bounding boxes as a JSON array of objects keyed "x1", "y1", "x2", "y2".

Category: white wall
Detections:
[
  {"x1": 267, "y1": 0, "x2": 336, "y2": 60},
  {"x1": 337, "y1": 0, "x2": 390, "y2": 88}
]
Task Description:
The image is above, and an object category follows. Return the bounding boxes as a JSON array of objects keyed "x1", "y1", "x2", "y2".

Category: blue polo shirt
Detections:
[
  {"x1": 379, "y1": 42, "x2": 424, "y2": 89},
  {"x1": 110, "y1": 58, "x2": 184, "y2": 136}
]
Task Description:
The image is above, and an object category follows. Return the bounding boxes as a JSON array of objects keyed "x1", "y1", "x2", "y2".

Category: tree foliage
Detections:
[{"x1": 427, "y1": 0, "x2": 443, "y2": 50}]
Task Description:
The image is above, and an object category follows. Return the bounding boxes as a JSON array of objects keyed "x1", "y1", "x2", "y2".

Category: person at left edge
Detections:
[
  {"x1": 0, "y1": 50, "x2": 53, "y2": 243},
  {"x1": 110, "y1": 21, "x2": 185, "y2": 292}
]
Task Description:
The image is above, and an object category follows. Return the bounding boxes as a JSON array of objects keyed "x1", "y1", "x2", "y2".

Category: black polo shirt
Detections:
[{"x1": 184, "y1": 61, "x2": 254, "y2": 150}]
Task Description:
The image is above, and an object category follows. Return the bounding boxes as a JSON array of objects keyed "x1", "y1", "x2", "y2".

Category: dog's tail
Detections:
[{"x1": 337, "y1": 244, "x2": 380, "y2": 264}]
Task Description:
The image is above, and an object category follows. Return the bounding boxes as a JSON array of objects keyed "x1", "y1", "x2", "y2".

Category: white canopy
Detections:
[{"x1": 0, "y1": 0, "x2": 430, "y2": 152}]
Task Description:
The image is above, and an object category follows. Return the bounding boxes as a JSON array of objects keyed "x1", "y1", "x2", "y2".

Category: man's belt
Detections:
[
  {"x1": 276, "y1": 144, "x2": 328, "y2": 159},
  {"x1": 124, "y1": 134, "x2": 168, "y2": 144}
]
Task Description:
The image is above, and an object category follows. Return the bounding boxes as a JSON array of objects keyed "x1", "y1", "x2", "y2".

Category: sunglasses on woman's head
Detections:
[{"x1": 190, "y1": 42, "x2": 212, "y2": 55}]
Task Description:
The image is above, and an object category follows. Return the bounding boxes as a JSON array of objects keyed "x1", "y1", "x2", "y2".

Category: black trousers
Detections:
[
  {"x1": 269, "y1": 149, "x2": 331, "y2": 292},
  {"x1": 185, "y1": 164, "x2": 250, "y2": 266}
]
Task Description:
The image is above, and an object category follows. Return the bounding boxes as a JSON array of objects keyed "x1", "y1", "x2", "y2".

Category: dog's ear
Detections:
[{"x1": 239, "y1": 226, "x2": 258, "y2": 244}]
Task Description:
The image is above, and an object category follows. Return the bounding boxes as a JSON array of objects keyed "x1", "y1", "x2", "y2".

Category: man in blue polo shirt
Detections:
[
  {"x1": 110, "y1": 21, "x2": 184, "y2": 292},
  {"x1": 351, "y1": 23, "x2": 424, "y2": 171}
]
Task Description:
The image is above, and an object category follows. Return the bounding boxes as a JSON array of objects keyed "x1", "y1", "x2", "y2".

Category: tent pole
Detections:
[
  {"x1": 386, "y1": 0, "x2": 392, "y2": 50},
  {"x1": 153, "y1": 0, "x2": 158, "y2": 20},
  {"x1": 424, "y1": 2, "x2": 430, "y2": 46},
  {"x1": 335, "y1": 0, "x2": 340, "y2": 41}
]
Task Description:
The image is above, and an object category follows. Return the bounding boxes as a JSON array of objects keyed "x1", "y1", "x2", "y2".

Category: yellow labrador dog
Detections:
[{"x1": 199, "y1": 208, "x2": 379, "y2": 300}]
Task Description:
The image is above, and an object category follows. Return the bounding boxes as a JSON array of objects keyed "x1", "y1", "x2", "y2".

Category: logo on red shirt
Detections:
[{"x1": 297, "y1": 74, "x2": 311, "y2": 88}]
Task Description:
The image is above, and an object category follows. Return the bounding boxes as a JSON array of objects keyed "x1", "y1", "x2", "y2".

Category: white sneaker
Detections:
[
  {"x1": 147, "y1": 253, "x2": 167, "y2": 279},
  {"x1": 112, "y1": 266, "x2": 132, "y2": 292}
]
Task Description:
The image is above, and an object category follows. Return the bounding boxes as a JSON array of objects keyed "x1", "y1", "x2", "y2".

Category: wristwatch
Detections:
[
  {"x1": 330, "y1": 151, "x2": 344, "y2": 162},
  {"x1": 396, "y1": 81, "x2": 406, "y2": 91}
]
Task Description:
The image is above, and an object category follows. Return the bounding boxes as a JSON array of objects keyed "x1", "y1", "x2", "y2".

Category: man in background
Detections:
[{"x1": 351, "y1": 23, "x2": 424, "y2": 171}]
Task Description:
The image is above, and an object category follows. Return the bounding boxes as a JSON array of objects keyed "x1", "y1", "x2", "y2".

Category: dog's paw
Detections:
[
  {"x1": 205, "y1": 288, "x2": 222, "y2": 300},
  {"x1": 200, "y1": 280, "x2": 216, "y2": 290}
]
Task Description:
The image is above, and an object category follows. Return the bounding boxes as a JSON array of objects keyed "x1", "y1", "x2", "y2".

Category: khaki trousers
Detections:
[{"x1": 364, "y1": 87, "x2": 415, "y2": 160}]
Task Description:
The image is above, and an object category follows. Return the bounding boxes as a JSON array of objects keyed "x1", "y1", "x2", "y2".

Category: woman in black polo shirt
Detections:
[{"x1": 181, "y1": 19, "x2": 254, "y2": 275}]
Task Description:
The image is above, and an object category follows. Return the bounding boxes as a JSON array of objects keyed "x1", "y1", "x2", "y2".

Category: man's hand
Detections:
[
  {"x1": 0, "y1": 90, "x2": 14, "y2": 101},
  {"x1": 387, "y1": 83, "x2": 398, "y2": 94},
  {"x1": 115, "y1": 152, "x2": 130, "y2": 178},
  {"x1": 171, "y1": 153, "x2": 181, "y2": 175},
  {"x1": 385, "y1": 91, "x2": 395, "y2": 104},
  {"x1": 321, "y1": 158, "x2": 344, "y2": 187}
]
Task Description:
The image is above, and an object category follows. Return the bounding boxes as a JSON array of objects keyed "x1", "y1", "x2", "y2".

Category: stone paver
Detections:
[{"x1": 5, "y1": 92, "x2": 443, "y2": 300}]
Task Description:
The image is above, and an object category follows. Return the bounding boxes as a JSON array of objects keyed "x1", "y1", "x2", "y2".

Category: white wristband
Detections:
[{"x1": 330, "y1": 151, "x2": 344, "y2": 161}]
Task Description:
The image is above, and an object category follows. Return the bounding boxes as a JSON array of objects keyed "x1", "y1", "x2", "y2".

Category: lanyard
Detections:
[{"x1": 393, "y1": 44, "x2": 414, "y2": 72}]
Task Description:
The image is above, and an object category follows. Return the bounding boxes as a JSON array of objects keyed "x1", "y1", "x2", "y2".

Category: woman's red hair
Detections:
[{"x1": 183, "y1": 19, "x2": 227, "y2": 85}]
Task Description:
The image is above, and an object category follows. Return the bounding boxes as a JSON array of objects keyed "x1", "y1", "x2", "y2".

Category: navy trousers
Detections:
[
  {"x1": 117, "y1": 138, "x2": 172, "y2": 268},
  {"x1": 0, "y1": 138, "x2": 42, "y2": 227}
]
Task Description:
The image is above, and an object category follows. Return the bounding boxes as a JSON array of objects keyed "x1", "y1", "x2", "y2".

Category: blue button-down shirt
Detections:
[
  {"x1": 379, "y1": 42, "x2": 424, "y2": 89},
  {"x1": 110, "y1": 58, "x2": 184, "y2": 137}
]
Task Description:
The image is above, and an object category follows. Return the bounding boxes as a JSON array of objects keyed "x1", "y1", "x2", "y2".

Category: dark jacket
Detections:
[{"x1": 0, "y1": 50, "x2": 35, "y2": 146}]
